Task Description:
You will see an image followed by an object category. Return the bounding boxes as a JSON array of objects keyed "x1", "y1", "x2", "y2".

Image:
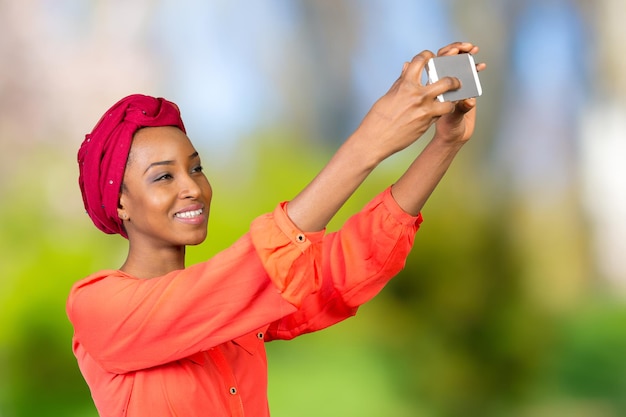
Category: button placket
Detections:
[{"x1": 207, "y1": 347, "x2": 245, "y2": 417}]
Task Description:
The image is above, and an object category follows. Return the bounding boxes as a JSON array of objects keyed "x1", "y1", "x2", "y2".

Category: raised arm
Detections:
[{"x1": 285, "y1": 45, "x2": 468, "y2": 232}]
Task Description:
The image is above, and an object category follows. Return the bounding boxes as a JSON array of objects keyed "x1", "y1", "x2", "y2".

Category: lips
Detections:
[
  {"x1": 174, "y1": 208, "x2": 203, "y2": 219},
  {"x1": 173, "y1": 204, "x2": 206, "y2": 223}
]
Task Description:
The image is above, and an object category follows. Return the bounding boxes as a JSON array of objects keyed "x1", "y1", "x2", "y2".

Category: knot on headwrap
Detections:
[{"x1": 78, "y1": 94, "x2": 186, "y2": 238}]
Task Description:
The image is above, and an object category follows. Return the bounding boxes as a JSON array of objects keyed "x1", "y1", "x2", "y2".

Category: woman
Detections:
[{"x1": 68, "y1": 42, "x2": 485, "y2": 416}]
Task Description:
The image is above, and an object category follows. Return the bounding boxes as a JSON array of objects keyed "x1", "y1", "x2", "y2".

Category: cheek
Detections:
[
  {"x1": 201, "y1": 178, "x2": 213, "y2": 200},
  {"x1": 145, "y1": 192, "x2": 172, "y2": 212},
  {"x1": 125, "y1": 188, "x2": 171, "y2": 217}
]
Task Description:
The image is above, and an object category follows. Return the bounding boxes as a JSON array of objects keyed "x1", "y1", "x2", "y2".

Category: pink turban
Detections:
[{"x1": 78, "y1": 94, "x2": 186, "y2": 238}]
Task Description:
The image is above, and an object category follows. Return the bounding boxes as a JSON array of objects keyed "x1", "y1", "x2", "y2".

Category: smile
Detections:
[{"x1": 174, "y1": 208, "x2": 203, "y2": 219}]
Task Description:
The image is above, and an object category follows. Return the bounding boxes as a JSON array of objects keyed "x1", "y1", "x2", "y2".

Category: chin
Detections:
[{"x1": 184, "y1": 232, "x2": 208, "y2": 246}]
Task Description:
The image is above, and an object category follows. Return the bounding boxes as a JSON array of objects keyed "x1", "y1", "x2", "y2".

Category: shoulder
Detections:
[
  {"x1": 69, "y1": 269, "x2": 131, "y2": 293},
  {"x1": 66, "y1": 270, "x2": 135, "y2": 314}
]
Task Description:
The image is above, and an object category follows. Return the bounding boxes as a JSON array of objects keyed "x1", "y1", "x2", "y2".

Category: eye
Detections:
[
  {"x1": 154, "y1": 173, "x2": 173, "y2": 182},
  {"x1": 191, "y1": 165, "x2": 204, "y2": 174}
]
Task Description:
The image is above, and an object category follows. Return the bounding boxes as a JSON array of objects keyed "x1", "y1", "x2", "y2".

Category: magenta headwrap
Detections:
[{"x1": 78, "y1": 94, "x2": 186, "y2": 238}]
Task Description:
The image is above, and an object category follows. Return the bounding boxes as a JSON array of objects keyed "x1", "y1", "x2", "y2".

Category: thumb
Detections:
[{"x1": 454, "y1": 98, "x2": 476, "y2": 114}]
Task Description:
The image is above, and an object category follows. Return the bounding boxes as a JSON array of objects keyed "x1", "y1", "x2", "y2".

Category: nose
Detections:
[{"x1": 178, "y1": 173, "x2": 202, "y2": 199}]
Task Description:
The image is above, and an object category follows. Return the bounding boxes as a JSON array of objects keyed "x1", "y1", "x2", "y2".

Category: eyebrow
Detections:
[{"x1": 143, "y1": 151, "x2": 200, "y2": 174}]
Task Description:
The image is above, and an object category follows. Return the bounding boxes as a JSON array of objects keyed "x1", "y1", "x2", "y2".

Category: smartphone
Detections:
[{"x1": 426, "y1": 53, "x2": 482, "y2": 102}]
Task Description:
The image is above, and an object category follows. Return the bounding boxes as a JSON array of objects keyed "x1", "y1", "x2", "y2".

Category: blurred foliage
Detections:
[
  {"x1": 0, "y1": 133, "x2": 625, "y2": 417},
  {"x1": 1, "y1": 1, "x2": 624, "y2": 416}
]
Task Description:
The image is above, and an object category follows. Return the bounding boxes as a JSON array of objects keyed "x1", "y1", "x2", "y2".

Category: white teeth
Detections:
[{"x1": 175, "y1": 209, "x2": 203, "y2": 219}]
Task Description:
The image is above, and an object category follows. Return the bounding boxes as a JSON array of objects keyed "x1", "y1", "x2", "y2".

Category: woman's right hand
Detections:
[{"x1": 351, "y1": 48, "x2": 461, "y2": 164}]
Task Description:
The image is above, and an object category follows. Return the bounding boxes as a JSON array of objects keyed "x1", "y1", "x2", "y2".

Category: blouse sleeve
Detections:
[
  {"x1": 66, "y1": 202, "x2": 325, "y2": 374},
  {"x1": 266, "y1": 187, "x2": 422, "y2": 341}
]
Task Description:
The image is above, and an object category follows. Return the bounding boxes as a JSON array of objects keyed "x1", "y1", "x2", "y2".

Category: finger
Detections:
[
  {"x1": 437, "y1": 46, "x2": 460, "y2": 57},
  {"x1": 400, "y1": 61, "x2": 409, "y2": 76},
  {"x1": 427, "y1": 76, "x2": 462, "y2": 99},
  {"x1": 404, "y1": 50, "x2": 435, "y2": 84},
  {"x1": 389, "y1": 61, "x2": 411, "y2": 91},
  {"x1": 437, "y1": 42, "x2": 463, "y2": 55},
  {"x1": 432, "y1": 100, "x2": 458, "y2": 116},
  {"x1": 475, "y1": 62, "x2": 487, "y2": 73},
  {"x1": 454, "y1": 97, "x2": 477, "y2": 114},
  {"x1": 437, "y1": 42, "x2": 477, "y2": 56}
]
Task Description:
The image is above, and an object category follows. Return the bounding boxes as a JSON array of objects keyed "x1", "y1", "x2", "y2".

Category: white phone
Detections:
[{"x1": 426, "y1": 53, "x2": 482, "y2": 102}]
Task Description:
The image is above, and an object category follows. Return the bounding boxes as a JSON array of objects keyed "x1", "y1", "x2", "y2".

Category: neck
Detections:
[{"x1": 120, "y1": 244, "x2": 186, "y2": 279}]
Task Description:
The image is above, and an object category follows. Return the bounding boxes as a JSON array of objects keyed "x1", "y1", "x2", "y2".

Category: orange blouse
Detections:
[{"x1": 67, "y1": 187, "x2": 422, "y2": 417}]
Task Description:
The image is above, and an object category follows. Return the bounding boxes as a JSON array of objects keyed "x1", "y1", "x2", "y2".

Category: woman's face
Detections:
[{"x1": 117, "y1": 126, "x2": 212, "y2": 249}]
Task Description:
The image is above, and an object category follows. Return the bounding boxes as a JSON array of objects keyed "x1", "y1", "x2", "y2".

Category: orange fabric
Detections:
[{"x1": 67, "y1": 187, "x2": 422, "y2": 417}]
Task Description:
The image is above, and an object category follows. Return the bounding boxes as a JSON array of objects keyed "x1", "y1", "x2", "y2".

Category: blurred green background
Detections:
[{"x1": 2, "y1": 1, "x2": 626, "y2": 416}]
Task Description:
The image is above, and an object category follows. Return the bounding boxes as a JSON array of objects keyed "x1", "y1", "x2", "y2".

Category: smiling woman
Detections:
[
  {"x1": 117, "y1": 126, "x2": 212, "y2": 275},
  {"x1": 67, "y1": 42, "x2": 485, "y2": 417}
]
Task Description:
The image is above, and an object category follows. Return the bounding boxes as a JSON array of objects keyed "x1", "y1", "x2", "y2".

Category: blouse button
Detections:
[
  {"x1": 229, "y1": 387, "x2": 237, "y2": 395},
  {"x1": 257, "y1": 332, "x2": 264, "y2": 339},
  {"x1": 296, "y1": 234, "x2": 306, "y2": 243}
]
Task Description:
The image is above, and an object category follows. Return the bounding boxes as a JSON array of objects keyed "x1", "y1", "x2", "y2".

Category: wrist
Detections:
[
  {"x1": 430, "y1": 133, "x2": 467, "y2": 151},
  {"x1": 339, "y1": 132, "x2": 384, "y2": 172}
]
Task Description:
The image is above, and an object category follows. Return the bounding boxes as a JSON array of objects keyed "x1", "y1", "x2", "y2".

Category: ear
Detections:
[
  {"x1": 117, "y1": 193, "x2": 129, "y2": 221},
  {"x1": 117, "y1": 207, "x2": 129, "y2": 221}
]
